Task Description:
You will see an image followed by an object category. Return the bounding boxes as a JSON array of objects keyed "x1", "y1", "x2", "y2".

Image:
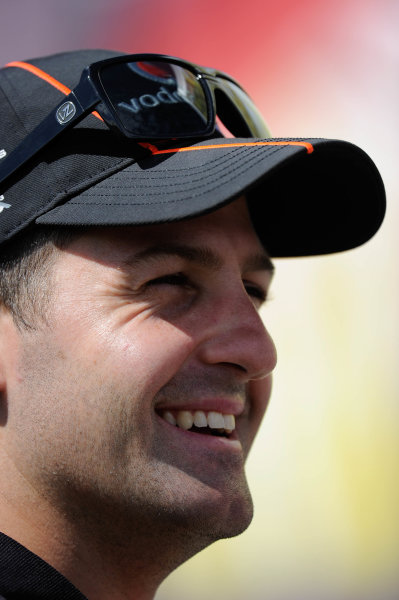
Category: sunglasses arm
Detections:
[{"x1": 0, "y1": 76, "x2": 99, "y2": 189}]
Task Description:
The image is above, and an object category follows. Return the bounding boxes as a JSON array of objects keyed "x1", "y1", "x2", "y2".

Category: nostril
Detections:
[{"x1": 218, "y1": 361, "x2": 247, "y2": 373}]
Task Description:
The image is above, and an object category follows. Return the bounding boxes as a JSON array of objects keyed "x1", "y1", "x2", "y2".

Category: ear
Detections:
[
  {"x1": 0, "y1": 310, "x2": 7, "y2": 395},
  {"x1": 0, "y1": 308, "x2": 19, "y2": 396},
  {"x1": 0, "y1": 309, "x2": 10, "y2": 426},
  {"x1": 0, "y1": 309, "x2": 22, "y2": 427}
]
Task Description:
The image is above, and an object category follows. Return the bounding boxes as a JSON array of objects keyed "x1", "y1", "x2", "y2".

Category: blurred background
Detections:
[{"x1": 1, "y1": 1, "x2": 398, "y2": 598}]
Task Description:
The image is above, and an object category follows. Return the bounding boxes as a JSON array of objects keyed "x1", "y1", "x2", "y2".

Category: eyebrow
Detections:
[{"x1": 122, "y1": 242, "x2": 275, "y2": 274}]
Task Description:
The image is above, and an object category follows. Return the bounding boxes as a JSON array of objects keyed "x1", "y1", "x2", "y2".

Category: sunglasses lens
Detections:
[
  {"x1": 215, "y1": 79, "x2": 271, "y2": 138},
  {"x1": 99, "y1": 60, "x2": 210, "y2": 138}
]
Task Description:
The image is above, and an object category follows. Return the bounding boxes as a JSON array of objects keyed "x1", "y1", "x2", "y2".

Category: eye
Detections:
[
  {"x1": 243, "y1": 280, "x2": 267, "y2": 303},
  {"x1": 146, "y1": 272, "x2": 190, "y2": 287}
]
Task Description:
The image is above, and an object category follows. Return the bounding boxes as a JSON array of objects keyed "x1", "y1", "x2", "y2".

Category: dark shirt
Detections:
[{"x1": 0, "y1": 532, "x2": 87, "y2": 599}]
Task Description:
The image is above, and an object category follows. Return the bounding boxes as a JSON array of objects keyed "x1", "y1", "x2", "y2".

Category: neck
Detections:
[{"x1": 0, "y1": 461, "x2": 211, "y2": 600}]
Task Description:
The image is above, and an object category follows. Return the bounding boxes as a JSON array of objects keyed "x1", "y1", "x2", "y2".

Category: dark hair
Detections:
[{"x1": 0, "y1": 227, "x2": 84, "y2": 329}]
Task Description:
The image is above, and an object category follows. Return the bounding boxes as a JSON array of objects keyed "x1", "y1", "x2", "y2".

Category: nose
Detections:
[{"x1": 197, "y1": 287, "x2": 277, "y2": 381}]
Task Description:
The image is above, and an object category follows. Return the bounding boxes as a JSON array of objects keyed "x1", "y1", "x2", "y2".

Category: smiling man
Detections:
[{"x1": 0, "y1": 50, "x2": 385, "y2": 599}]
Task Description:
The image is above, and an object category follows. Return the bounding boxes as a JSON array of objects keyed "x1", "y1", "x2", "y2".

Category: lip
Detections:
[{"x1": 155, "y1": 411, "x2": 243, "y2": 453}]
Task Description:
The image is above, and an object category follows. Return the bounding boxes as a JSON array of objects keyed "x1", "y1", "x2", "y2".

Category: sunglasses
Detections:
[{"x1": 0, "y1": 53, "x2": 271, "y2": 187}]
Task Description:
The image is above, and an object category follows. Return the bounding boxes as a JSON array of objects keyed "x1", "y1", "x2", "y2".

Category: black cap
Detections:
[{"x1": 0, "y1": 49, "x2": 386, "y2": 257}]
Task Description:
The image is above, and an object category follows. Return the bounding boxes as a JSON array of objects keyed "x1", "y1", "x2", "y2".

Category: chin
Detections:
[
  {"x1": 217, "y1": 496, "x2": 254, "y2": 539},
  {"x1": 177, "y1": 480, "x2": 255, "y2": 543}
]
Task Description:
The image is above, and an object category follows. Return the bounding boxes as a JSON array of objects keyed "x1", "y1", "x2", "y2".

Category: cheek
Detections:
[{"x1": 81, "y1": 316, "x2": 198, "y2": 401}]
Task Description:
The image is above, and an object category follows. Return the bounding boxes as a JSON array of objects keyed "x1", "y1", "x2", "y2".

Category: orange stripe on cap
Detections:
[
  {"x1": 4, "y1": 60, "x2": 103, "y2": 121},
  {"x1": 6, "y1": 61, "x2": 72, "y2": 95},
  {"x1": 148, "y1": 141, "x2": 314, "y2": 155},
  {"x1": 138, "y1": 141, "x2": 161, "y2": 153}
]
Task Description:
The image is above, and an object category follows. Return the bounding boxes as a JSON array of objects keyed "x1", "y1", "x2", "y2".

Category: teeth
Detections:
[
  {"x1": 176, "y1": 410, "x2": 194, "y2": 430},
  {"x1": 208, "y1": 411, "x2": 225, "y2": 429},
  {"x1": 193, "y1": 410, "x2": 207, "y2": 427},
  {"x1": 224, "y1": 414, "x2": 235, "y2": 431},
  {"x1": 161, "y1": 409, "x2": 236, "y2": 433},
  {"x1": 163, "y1": 411, "x2": 177, "y2": 426}
]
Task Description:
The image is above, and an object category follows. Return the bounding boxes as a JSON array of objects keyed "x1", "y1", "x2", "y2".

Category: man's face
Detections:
[{"x1": 4, "y1": 197, "x2": 276, "y2": 545}]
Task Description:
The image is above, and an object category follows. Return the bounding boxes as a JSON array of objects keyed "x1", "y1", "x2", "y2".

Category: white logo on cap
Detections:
[
  {"x1": 0, "y1": 195, "x2": 11, "y2": 213},
  {"x1": 56, "y1": 101, "x2": 77, "y2": 125},
  {"x1": 0, "y1": 149, "x2": 6, "y2": 159}
]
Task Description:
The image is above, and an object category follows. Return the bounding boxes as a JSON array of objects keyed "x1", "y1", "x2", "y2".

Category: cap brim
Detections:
[{"x1": 36, "y1": 137, "x2": 386, "y2": 257}]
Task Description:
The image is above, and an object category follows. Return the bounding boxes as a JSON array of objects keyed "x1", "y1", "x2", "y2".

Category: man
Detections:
[{"x1": 0, "y1": 50, "x2": 385, "y2": 599}]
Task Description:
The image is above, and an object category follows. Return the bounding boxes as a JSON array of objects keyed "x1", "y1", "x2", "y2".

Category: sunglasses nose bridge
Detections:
[
  {"x1": 201, "y1": 74, "x2": 231, "y2": 109},
  {"x1": 201, "y1": 76, "x2": 250, "y2": 137},
  {"x1": 201, "y1": 72, "x2": 225, "y2": 87},
  {"x1": 203, "y1": 74, "x2": 242, "y2": 103}
]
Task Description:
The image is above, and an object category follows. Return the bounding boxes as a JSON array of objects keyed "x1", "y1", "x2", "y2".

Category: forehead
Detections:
[{"x1": 62, "y1": 196, "x2": 272, "y2": 271}]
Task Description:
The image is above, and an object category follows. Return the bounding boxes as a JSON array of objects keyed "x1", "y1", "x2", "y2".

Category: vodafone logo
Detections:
[{"x1": 118, "y1": 86, "x2": 182, "y2": 115}]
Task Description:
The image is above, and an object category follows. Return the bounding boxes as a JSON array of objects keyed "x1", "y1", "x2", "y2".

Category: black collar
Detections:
[{"x1": 0, "y1": 532, "x2": 87, "y2": 599}]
